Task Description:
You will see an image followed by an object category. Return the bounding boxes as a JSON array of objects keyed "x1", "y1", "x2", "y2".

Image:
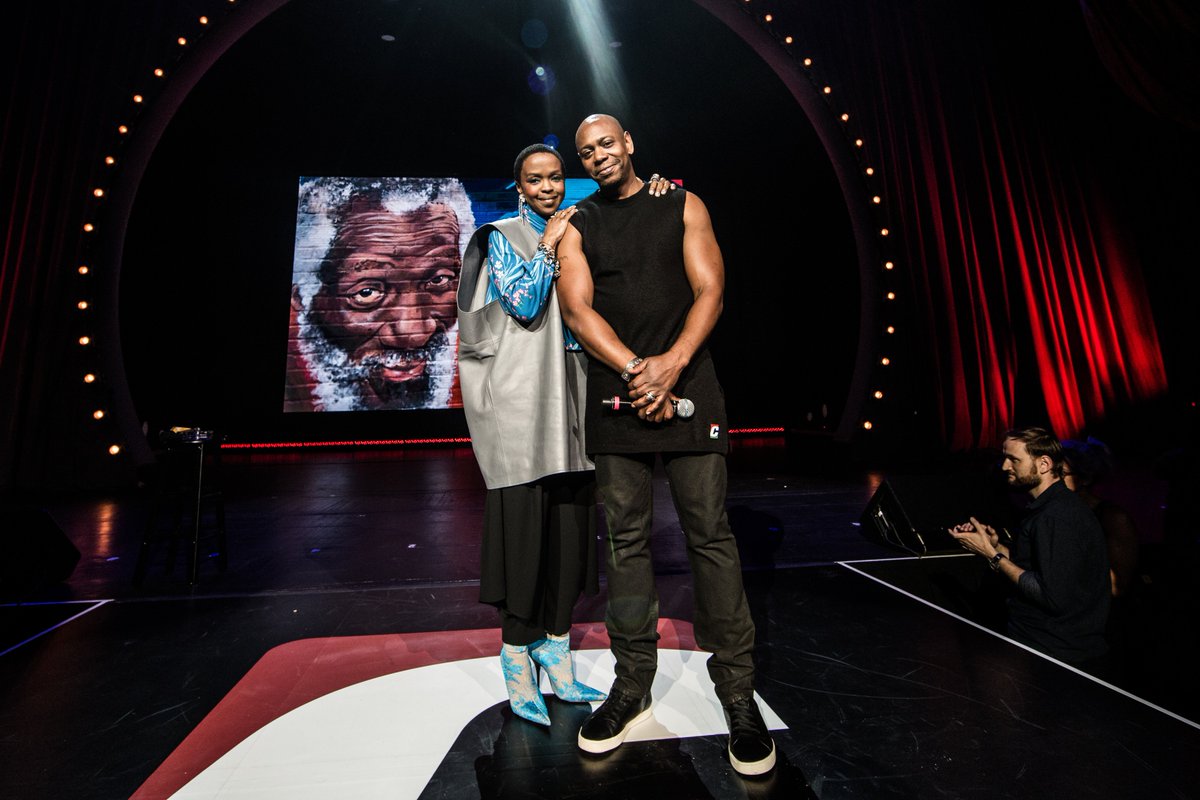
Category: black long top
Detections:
[{"x1": 570, "y1": 184, "x2": 728, "y2": 455}]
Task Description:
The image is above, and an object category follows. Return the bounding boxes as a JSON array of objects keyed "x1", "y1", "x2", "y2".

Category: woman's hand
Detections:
[
  {"x1": 647, "y1": 174, "x2": 677, "y2": 197},
  {"x1": 540, "y1": 205, "x2": 578, "y2": 250}
]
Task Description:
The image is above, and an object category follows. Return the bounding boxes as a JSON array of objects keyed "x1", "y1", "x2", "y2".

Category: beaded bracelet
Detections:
[
  {"x1": 536, "y1": 241, "x2": 561, "y2": 279},
  {"x1": 621, "y1": 357, "x2": 643, "y2": 382}
]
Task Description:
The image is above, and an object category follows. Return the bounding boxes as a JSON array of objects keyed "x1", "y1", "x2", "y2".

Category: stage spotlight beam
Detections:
[{"x1": 565, "y1": 0, "x2": 629, "y2": 114}]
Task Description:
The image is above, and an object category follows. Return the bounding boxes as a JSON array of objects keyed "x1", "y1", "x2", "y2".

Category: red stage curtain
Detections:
[{"x1": 790, "y1": 1, "x2": 1171, "y2": 448}]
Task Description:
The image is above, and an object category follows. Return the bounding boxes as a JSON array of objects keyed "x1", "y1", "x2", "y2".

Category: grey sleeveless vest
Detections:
[{"x1": 456, "y1": 216, "x2": 592, "y2": 489}]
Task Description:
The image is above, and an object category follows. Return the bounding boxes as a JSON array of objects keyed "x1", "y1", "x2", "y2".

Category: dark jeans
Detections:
[{"x1": 595, "y1": 451, "x2": 756, "y2": 704}]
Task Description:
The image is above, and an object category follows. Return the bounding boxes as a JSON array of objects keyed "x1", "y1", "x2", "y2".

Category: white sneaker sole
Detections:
[
  {"x1": 577, "y1": 704, "x2": 654, "y2": 754},
  {"x1": 729, "y1": 739, "x2": 777, "y2": 776}
]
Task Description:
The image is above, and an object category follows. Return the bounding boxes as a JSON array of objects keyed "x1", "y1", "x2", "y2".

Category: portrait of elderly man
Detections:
[{"x1": 284, "y1": 177, "x2": 475, "y2": 411}]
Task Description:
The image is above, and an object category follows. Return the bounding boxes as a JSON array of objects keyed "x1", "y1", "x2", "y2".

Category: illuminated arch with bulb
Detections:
[
  {"x1": 692, "y1": 0, "x2": 889, "y2": 440},
  {"x1": 84, "y1": 0, "x2": 294, "y2": 466},
  {"x1": 84, "y1": 0, "x2": 890, "y2": 466}
]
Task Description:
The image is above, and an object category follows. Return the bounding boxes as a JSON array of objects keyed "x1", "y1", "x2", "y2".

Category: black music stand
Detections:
[{"x1": 133, "y1": 428, "x2": 228, "y2": 586}]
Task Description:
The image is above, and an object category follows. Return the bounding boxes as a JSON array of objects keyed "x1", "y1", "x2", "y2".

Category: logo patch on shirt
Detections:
[{"x1": 709, "y1": 424, "x2": 721, "y2": 439}]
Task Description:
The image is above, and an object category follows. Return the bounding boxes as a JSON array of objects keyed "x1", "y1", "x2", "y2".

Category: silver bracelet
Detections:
[
  {"x1": 536, "y1": 241, "x2": 561, "y2": 279},
  {"x1": 620, "y1": 357, "x2": 643, "y2": 382}
]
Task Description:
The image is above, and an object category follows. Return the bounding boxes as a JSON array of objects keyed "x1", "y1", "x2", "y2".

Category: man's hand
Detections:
[
  {"x1": 948, "y1": 516, "x2": 1001, "y2": 559},
  {"x1": 625, "y1": 353, "x2": 685, "y2": 421},
  {"x1": 647, "y1": 174, "x2": 678, "y2": 197}
]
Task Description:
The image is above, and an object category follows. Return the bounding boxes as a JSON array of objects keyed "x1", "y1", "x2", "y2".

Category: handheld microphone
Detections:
[{"x1": 602, "y1": 396, "x2": 695, "y2": 419}]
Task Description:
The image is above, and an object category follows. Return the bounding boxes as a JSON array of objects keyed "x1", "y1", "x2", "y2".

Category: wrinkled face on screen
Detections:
[{"x1": 285, "y1": 177, "x2": 474, "y2": 412}]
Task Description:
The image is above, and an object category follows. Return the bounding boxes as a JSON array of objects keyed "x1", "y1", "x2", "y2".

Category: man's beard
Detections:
[
  {"x1": 357, "y1": 334, "x2": 453, "y2": 409},
  {"x1": 297, "y1": 313, "x2": 456, "y2": 411},
  {"x1": 1006, "y1": 467, "x2": 1040, "y2": 491}
]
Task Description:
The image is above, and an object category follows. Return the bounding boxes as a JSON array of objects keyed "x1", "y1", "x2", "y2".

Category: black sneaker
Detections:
[
  {"x1": 577, "y1": 688, "x2": 652, "y2": 754},
  {"x1": 723, "y1": 696, "x2": 776, "y2": 776}
]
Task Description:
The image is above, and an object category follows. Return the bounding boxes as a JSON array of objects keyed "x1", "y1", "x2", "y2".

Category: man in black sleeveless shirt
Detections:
[{"x1": 556, "y1": 114, "x2": 775, "y2": 777}]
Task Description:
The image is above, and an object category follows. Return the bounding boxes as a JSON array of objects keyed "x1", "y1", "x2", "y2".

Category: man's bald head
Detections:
[{"x1": 575, "y1": 113, "x2": 625, "y2": 149}]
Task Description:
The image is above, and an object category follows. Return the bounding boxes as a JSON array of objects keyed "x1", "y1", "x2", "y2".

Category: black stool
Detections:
[{"x1": 133, "y1": 428, "x2": 228, "y2": 586}]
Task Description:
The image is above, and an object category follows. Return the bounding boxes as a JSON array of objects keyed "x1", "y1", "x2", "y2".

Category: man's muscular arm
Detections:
[
  {"x1": 627, "y1": 191, "x2": 725, "y2": 420},
  {"x1": 556, "y1": 225, "x2": 637, "y2": 374}
]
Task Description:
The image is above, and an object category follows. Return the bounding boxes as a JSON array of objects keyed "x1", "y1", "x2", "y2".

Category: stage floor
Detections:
[{"x1": 1, "y1": 441, "x2": 1197, "y2": 799}]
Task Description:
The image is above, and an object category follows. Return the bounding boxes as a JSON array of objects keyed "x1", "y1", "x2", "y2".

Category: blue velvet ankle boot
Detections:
[
  {"x1": 529, "y1": 633, "x2": 607, "y2": 703},
  {"x1": 501, "y1": 644, "x2": 550, "y2": 726}
]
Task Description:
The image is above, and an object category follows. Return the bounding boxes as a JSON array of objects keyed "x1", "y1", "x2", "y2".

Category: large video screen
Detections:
[{"x1": 284, "y1": 176, "x2": 598, "y2": 413}]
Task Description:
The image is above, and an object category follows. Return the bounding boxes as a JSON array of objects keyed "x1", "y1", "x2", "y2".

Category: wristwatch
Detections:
[{"x1": 988, "y1": 552, "x2": 1007, "y2": 572}]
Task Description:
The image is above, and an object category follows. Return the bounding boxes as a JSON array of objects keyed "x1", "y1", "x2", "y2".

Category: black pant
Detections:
[{"x1": 595, "y1": 451, "x2": 756, "y2": 704}]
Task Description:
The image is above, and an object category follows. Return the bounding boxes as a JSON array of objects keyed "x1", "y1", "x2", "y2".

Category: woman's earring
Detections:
[{"x1": 518, "y1": 193, "x2": 529, "y2": 222}]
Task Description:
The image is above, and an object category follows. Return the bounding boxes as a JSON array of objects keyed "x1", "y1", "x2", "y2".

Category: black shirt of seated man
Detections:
[{"x1": 1007, "y1": 479, "x2": 1111, "y2": 663}]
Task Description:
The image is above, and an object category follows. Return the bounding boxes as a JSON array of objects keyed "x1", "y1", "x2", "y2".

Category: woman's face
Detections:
[{"x1": 518, "y1": 152, "x2": 565, "y2": 218}]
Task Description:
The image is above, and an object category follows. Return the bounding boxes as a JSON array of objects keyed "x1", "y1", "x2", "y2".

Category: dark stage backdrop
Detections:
[
  {"x1": 2, "y1": 0, "x2": 1196, "y2": 489},
  {"x1": 118, "y1": 0, "x2": 858, "y2": 446}
]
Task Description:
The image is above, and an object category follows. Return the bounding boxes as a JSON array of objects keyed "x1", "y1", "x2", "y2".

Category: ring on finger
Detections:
[{"x1": 645, "y1": 391, "x2": 656, "y2": 401}]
